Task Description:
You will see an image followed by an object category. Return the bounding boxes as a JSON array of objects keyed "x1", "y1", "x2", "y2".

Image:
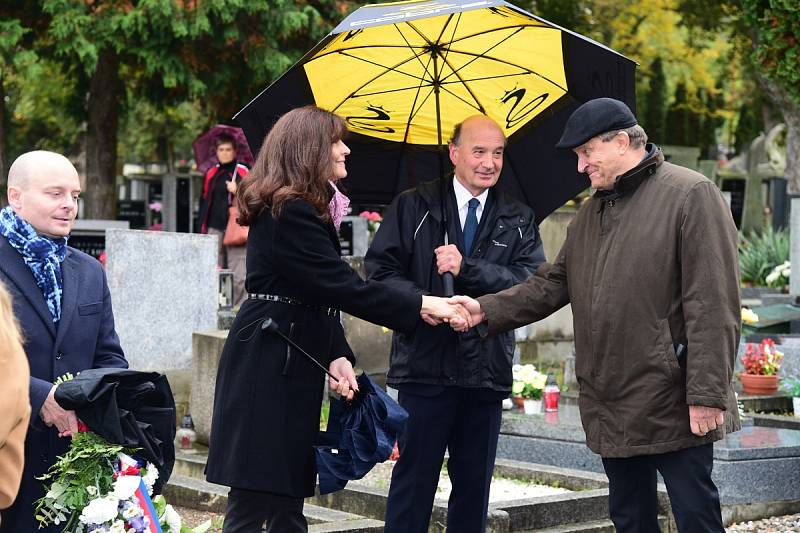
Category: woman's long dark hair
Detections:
[{"x1": 237, "y1": 106, "x2": 347, "y2": 225}]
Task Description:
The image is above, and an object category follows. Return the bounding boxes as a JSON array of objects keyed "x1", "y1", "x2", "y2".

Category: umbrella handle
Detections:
[
  {"x1": 442, "y1": 272, "x2": 454, "y2": 297},
  {"x1": 262, "y1": 318, "x2": 339, "y2": 382}
]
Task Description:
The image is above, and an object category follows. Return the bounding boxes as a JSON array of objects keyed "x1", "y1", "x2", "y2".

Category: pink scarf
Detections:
[{"x1": 328, "y1": 180, "x2": 350, "y2": 231}]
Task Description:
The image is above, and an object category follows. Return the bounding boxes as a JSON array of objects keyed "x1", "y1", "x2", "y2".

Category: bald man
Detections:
[
  {"x1": 366, "y1": 116, "x2": 545, "y2": 532},
  {"x1": 0, "y1": 151, "x2": 127, "y2": 532}
]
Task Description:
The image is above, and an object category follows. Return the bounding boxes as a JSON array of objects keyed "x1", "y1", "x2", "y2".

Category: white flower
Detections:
[
  {"x1": 112, "y1": 475, "x2": 140, "y2": 500},
  {"x1": 142, "y1": 463, "x2": 159, "y2": 495},
  {"x1": 121, "y1": 500, "x2": 141, "y2": 520},
  {"x1": 86, "y1": 485, "x2": 98, "y2": 497},
  {"x1": 79, "y1": 496, "x2": 119, "y2": 525},
  {"x1": 109, "y1": 519, "x2": 127, "y2": 533},
  {"x1": 162, "y1": 504, "x2": 182, "y2": 532}
]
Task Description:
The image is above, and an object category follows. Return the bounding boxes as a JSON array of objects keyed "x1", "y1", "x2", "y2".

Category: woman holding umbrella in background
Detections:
[
  {"x1": 198, "y1": 132, "x2": 251, "y2": 306},
  {"x1": 205, "y1": 105, "x2": 467, "y2": 532}
]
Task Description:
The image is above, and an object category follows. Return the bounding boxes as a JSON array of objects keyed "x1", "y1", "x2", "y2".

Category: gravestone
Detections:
[
  {"x1": 106, "y1": 229, "x2": 218, "y2": 371},
  {"x1": 791, "y1": 198, "x2": 800, "y2": 296},
  {"x1": 70, "y1": 219, "x2": 130, "y2": 259},
  {"x1": 339, "y1": 215, "x2": 369, "y2": 257},
  {"x1": 497, "y1": 406, "x2": 800, "y2": 507}
]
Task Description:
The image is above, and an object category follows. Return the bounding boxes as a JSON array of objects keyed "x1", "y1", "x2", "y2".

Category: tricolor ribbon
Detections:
[{"x1": 133, "y1": 477, "x2": 162, "y2": 533}]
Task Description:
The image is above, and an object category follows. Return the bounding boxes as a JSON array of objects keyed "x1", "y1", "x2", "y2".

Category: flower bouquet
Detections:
[
  {"x1": 739, "y1": 338, "x2": 783, "y2": 395},
  {"x1": 359, "y1": 210, "x2": 382, "y2": 239},
  {"x1": 34, "y1": 426, "x2": 202, "y2": 533},
  {"x1": 512, "y1": 364, "x2": 548, "y2": 414}
]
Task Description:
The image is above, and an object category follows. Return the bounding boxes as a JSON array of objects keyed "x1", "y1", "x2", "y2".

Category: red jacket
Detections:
[{"x1": 200, "y1": 163, "x2": 248, "y2": 233}]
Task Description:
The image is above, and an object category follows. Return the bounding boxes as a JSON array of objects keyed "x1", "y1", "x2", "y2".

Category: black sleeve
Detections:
[
  {"x1": 364, "y1": 192, "x2": 427, "y2": 295},
  {"x1": 272, "y1": 200, "x2": 421, "y2": 334}
]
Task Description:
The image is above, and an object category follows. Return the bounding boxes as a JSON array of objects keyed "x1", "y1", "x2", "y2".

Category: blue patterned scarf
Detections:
[{"x1": 0, "y1": 206, "x2": 68, "y2": 323}]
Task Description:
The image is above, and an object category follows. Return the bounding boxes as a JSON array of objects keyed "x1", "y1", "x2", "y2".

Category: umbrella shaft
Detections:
[{"x1": 272, "y1": 329, "x2": 338, "y2": 381}]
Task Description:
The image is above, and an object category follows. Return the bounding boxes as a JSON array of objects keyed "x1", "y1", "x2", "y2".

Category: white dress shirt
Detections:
[{"x1": 452, "y1": 177, "x2": 488, "y2": 230}]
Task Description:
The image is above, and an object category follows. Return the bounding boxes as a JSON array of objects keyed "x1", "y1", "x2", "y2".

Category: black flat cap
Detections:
[{"x1": 556, "y1": 98, "x2": 637, "y2": 149}]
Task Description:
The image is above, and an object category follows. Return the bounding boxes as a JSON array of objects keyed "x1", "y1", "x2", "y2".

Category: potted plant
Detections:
[
  {"x1": 781, "y1": 374, "x2": 800, "y2": 417},
  {"x1": 512, "y1": 364, "x2": 547, "y2": 414},
  {"x1": 739, "y1": 338, "x2": 783, "y2": 395}
]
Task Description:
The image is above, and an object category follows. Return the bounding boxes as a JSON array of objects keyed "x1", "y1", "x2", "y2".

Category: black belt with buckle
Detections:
[{"x1": 247, "y1": 293, "x2": 338, "y2": 317}]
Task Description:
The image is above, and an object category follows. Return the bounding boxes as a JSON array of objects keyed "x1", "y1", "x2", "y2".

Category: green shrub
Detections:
[{"x1": 739, "y1": 227, "x2": 789, "y2": 286}]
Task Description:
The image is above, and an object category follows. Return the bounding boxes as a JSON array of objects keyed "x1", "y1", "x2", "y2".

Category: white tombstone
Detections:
[{"x1": 106, "y1": 229, "x2": 219, "y2": 371}]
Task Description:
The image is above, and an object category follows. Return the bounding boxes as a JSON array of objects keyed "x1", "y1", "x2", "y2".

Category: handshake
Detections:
[{"x1": 420, "y1": 295, "x2": 484, "y2": 332}]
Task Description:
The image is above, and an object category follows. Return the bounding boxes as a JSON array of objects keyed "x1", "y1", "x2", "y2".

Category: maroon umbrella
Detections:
[{"x1": 193, "y1": 124, "x2": 255, "y2": 174}]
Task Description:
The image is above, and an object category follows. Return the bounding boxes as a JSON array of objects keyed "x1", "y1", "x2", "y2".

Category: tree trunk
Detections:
[
  {"x1": 85, "y1": 48, "x2": 121, "y2": 219},
  {"x1": 759, "y1": 77, "x2": 800, "y2": 194},
  {"x1": 0, "y1": 70, "x2": 7, "y2": 207}
]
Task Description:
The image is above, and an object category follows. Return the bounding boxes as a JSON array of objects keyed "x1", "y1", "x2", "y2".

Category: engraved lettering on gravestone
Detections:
[
  {"x1": 346, "y1": 104, "x2": 396, "y2": 134},
  {"x1": 501, "y1": 87, "x2": 549, "y2": 128}
]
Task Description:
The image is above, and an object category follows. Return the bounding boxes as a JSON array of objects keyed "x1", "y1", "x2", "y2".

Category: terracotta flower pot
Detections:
[
  {"x1": 512, "y1": 396, "x2": 525, "y2": 410},
  {"x1": 739, "y1": 373, "x2": 779, "y2": 395}
]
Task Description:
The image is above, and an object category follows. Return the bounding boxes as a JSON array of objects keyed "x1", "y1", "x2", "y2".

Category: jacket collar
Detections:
[
  {"x1": 415, "y1": 177, "x2": 527, "y2": 223},
  {"x1": 595, "y1": 144, "x2": 663, "y2": 202}
]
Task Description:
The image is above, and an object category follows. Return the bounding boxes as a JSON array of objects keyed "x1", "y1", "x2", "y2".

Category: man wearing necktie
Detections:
[{"x1": 366, "y1": 115, "x2": 546, "y2": 532}]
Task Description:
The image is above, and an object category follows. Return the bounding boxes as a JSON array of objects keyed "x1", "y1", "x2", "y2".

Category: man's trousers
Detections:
[
  {"x1": 602, "y1": 443, "x2": 724, "y2": 533},
  {"x1": 383, "y1": 386, "x2": 503, "y2": 533}
]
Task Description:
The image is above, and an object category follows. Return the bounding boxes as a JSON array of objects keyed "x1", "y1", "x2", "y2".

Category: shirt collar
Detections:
[{"x1": 452, "y1": 176, "x2": 488, "y2": 210}]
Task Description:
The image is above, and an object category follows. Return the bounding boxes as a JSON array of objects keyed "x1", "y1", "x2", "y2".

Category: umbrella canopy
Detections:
[
  {"x1": 54, "y1": 368, "x2": 176, "y2": 494},
  {"x1": 235, "y1": 0, "x2": 636, "y2": 222},
  {"x1": 315, "y1": 373, "x2": 408, "y2": 495},
  {"x1": 192, "y1": 124, "x2": 255, "y2": 174}
]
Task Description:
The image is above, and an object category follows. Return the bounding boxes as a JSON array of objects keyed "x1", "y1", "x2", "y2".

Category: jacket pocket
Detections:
[
  {"x1": 657, "y1": 318, "x2": 682, "y2": 387},
  {"x1": 78, "y1": 302, "x2": 103, "y2": 315}
]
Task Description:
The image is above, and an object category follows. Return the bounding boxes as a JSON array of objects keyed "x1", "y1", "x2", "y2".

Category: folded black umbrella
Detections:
[
  {"x1": 54, "y1": 368, "x2": 176, "y2": 493},
  {"x1": 315, "y1": 373, "x2": 408, "y2": 495}
]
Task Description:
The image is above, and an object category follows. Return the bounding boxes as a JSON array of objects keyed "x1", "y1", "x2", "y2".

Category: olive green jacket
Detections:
[{"x1": 478, "y1": 145, "x2": 741, "y2": 458}]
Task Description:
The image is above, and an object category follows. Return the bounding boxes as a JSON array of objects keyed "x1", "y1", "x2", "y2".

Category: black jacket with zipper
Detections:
[{"x1": 365, "y1": 178, "x2": 545, "y2": 391}]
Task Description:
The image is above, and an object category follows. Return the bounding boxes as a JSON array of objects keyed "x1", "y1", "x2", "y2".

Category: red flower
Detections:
[{"x1": 741, "y1": 338, "x2": 782, "y2": 376}]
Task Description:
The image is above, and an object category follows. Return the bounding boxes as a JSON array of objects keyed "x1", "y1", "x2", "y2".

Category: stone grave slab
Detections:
[
  {"x1": 498, "y1": 404, "x2": 800, "y2": 506},
  {"x1": 106, "y1": 229, "x2": 218, "y2": 371}
]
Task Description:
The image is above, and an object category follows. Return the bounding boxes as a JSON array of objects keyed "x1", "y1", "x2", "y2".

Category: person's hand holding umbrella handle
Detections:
[{"x1": 329, "y1": 357, "x2": 359, "y2": 401}]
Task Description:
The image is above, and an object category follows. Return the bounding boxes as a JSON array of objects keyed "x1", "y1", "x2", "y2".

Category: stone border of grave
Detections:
[{"x1": 168, "y1": 449, "x2": 675, "y2": 532}]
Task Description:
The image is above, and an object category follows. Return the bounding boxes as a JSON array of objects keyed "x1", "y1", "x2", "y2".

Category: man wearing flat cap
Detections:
[{"x1": 451, "y1": 98, "x2": 741, "y2": 532}]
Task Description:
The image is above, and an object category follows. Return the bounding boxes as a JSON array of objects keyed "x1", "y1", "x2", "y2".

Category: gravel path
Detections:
[{"x1": 726, "y1": 513, "x2": 800, "y2": 532}]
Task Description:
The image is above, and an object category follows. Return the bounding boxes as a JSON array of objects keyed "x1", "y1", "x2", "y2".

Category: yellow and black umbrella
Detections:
[{"x1": 236, "y1": 0, "x2": 636, "y2": 220}]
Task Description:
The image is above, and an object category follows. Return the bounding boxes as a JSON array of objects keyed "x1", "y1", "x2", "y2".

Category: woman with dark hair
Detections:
[{"x1": 205, "y1": 106, "x2": 463, "y2": 532}]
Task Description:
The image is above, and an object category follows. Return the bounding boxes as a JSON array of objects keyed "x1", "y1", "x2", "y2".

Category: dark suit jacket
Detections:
[{"x1": 0, "y1": 236, "x2": 127, "y2": 533}]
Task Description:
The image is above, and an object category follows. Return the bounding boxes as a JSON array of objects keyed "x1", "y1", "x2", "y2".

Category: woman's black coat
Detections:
[{"x1": 205, "y1": 199, "x2": 420, "y2": 498}]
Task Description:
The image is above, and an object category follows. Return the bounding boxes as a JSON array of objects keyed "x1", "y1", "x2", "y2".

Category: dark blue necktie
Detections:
[{"x1": 463, "y1": 198, "x2": 479, "y2": 256}]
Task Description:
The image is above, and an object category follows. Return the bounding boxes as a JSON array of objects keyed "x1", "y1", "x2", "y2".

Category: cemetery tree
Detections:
[
  {"x1": 642, "y1": 58, "x2": 667, "y2": 144},
  {"x1": 46, "y1": 0, "x2": 348, "y2": 218},
  {"x1": 41, "y1": 0, "x2": 202, "y2": 219},
  {"x1": 678, "y1": 0, "x2": 800, "y2": 192},
  {"x1": 0, "y1": 19, "x2": 34, "y2": 184},
  {"x1": 741, "y1": 0, "x2": 800, "y2": 192},
  {"x1": 666, "y1": 82, "x2": 690, "y2": 146}
]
